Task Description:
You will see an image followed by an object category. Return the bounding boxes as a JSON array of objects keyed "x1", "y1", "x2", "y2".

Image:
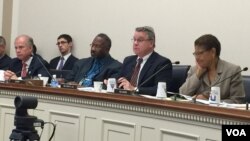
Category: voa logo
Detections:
[{"x1": 226, "y1": 129, "x2": 246, "y2": 136}]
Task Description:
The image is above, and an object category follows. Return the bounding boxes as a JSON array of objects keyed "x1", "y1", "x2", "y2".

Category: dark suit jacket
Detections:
[
  {"x1": 65, "y1": 55, "x2": 122, "y2": 84},
  {"x1": 120, "y1": 51, "x2": 172, "y2": 96},
  {"x1": 49, "y1": 54, "x2": 78, "y2": 70},
  {"x1": 0, "y1": 54, "x2": 12, "y2": 70},
  {"x1": 8, "y1": 55, "x2": 50, "y2": 78}
]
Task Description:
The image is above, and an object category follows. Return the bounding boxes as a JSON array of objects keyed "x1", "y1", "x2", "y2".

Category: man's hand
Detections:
[
  {"x1": 4, "y1": 70, "x2": 18, "y2": 80},
  {"x1": 193, "y1": 93, "x2": 209, "y2": 100},
  {"x1": 118, "y1": 77, "x2": 135, "y2": 91}
]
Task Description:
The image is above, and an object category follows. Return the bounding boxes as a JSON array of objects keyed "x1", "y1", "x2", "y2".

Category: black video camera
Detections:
[{"x1": 9, "y1": 96, "x2": 44, "y2": 141}]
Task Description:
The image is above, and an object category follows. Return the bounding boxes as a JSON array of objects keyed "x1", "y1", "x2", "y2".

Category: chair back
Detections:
[
  {"x1": 168, "y1": 65, "x2": 190, "y2": 93},
  {"x1": 242, "y1": 75, "x2": 250, "y2": 102}
]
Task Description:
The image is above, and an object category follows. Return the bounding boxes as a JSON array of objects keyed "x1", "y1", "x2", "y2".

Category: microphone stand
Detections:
[
  {"x1": 35, "y1": 54, "x2": 54, "y2": 80},
  {"x1": 135, "y1": 61, "x2": 180, "y2": 94}
]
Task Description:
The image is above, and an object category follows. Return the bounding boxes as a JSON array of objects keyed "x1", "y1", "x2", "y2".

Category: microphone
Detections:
[
  {"x1": 35, "y1": 55, "x2": 54, "y2": 80},
  {"x1": 193, "y1": 67, "x2": 248, "y2": 103},
  {"x1": 134, "y1": 61, "x2": 180, "y2": 94}
]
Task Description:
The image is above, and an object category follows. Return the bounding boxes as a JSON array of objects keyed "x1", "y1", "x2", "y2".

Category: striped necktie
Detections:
[
  {"x1": 58, "y1": 57, "x2": 64, "y2": 70},
  {"x1": 21, "y1": 62, "x2": 27, "y2": 77},
  {"x1": 130, "y1": 58, "x2": 143, "y2": 86}
]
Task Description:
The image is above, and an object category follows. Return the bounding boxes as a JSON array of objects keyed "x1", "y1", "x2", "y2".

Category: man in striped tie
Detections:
[
  {"x1": 118, "y1": 26, "x2": 172, "y2": 96},
  {"x1": 4, "y1": 35, "x2": 49, "y2": 80}
]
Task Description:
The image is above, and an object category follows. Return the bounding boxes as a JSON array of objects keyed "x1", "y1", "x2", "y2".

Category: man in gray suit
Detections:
[
  {"x1": 180, "y1": 34, "x2": 245, "y2": 103},
  {"x1": 65, "y1": 33, "x2": 122, "y2": 87}
]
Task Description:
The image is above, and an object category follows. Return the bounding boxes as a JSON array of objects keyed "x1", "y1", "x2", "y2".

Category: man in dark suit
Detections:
[
  {"x1": 4, "y1": 35, "x2": 50, "y2": 80},
  {"x1": 0, "y1": 36, "x2": 12, "y2": 70},
  {"x1": 65, "y1": 33, "x2": 122, "y2": 87},
  {"x1": 118, "y1": 26, "x2": 172, "y2": 96},
  {"x1": 49, "y1": 34, "x2": 78, "y2": 78}
]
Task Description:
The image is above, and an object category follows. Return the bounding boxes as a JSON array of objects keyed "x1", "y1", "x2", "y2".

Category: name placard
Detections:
[
  {"x1": 61, "y1": 83, "x2": 78, "y2": 89},
  {"x1": 114, "y1": 88, "x2": 135, "y2": 95}
]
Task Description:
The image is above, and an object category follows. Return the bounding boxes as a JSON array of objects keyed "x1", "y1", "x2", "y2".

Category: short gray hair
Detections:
[
  {"x1": 16, "y1": 35, "x2": 34, "y2": 48},
  {"x1": 135, "y1": 26, "x2": 155, "y2": 47}
]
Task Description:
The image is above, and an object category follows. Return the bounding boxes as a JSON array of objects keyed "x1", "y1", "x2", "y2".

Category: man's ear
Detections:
[{"x1": 69, "y1": 42, "x2": 73, "y2": 47}]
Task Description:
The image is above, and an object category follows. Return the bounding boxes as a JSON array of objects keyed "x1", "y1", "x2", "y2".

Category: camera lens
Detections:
[{"x1": 14, "y1": 96, "x2": 38, "y2": 109}]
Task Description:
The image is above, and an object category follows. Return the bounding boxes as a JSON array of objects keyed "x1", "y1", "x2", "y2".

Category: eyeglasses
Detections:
[
  {"x1": 56, "y1": 41, "x2": 68, "y2": 45},
  {"x1": 131, "y1": 38, "x2": 152, "y2": 43},
  {"x1": 90, "y1": 43, "x2": 102, "y2": 48},
  {"x1": 192, "y1": 50, "x2": 209, "y2": 57}
]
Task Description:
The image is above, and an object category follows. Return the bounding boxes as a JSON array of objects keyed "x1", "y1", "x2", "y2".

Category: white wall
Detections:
[
  {"x1": 8, "y1": 0, "x2": 250, "y2": 74},
  {"x1": 0, "y1": 0, "x2": 3, "y2": 34}
]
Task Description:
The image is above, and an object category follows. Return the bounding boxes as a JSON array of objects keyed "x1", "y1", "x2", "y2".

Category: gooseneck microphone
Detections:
[
  {"x1": 134, "y1": 61, "x2": 180, "y2": 93},
  {"x1": 35, "y1": 55, "x2": 54, "y2": 80},
  {"x1": 193, "y1": 67, "x2": 248, "y2": 103}
]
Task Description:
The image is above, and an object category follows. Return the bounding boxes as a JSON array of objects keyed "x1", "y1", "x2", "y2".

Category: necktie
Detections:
[
  {"x1": 21, "y1": 63, "x2": 27, "y2": 77},
  {"x1": 130, "y1": 58, "x2": 143, "y2": 86},
  {"x1": 80, "y1": 60, "x2": 102, "y2": 87},
  {"x1": 58, "y1": 57, "x2": 64, "y2": 70}
]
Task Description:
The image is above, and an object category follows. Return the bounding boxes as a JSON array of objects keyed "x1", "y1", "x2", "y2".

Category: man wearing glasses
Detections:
[
  {"x1": 180, "y1": 34, "x2": 245, "y2": 103},
  {"x1": 49, "y1": 34, "x2": 78, "y2": 71},
  {"x1": 118, "y1": 26, "x2": 172, "y2": 96},
  {"x1": 65, "y1": 33, "x2": 122, "y2": 87}
]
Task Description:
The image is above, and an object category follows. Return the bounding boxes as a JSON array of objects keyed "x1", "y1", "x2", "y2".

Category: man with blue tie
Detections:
[
  {"x1": 65, "y1": 33, "x2": 122, "y2": 87},
  {"x1": 118, "y1": 26, "x2": 172, "y2": 96}
]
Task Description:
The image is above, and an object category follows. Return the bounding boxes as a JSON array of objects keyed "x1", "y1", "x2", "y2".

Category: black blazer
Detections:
[
  {"x1": 49, "y1": 54, "x2": 78, "y2": 70},
  {"x1": 0, "y1": 54, "x2": 12, "y2": 70},
  {"x1": 8, "y1": 55, "x2": 50, "y2": 78},
  {"x1": 65, "y1": 55, "x2": 122, "y2": 84},
  {"x1": 120, "y1": 51, "x2": 172, "y2": 96}
]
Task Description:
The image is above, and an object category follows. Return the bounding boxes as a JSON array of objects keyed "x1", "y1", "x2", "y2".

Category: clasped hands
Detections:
[{"x1": 4, "y1": 70, "x2": 18, "y2": 80}]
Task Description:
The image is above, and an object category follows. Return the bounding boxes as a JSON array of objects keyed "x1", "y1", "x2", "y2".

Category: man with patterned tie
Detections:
[
  {"x1": 118, "y1": 26, "x2": 172, "y2": 96},
  {"x1": 49, "y1": 34, "x2": 78, "y2": 74},
  {"x1": 65, "y1": 33, "x2": 122, "y2": 87},
  {"x1": 4, "y1": 35, "x2": 49, "y2": 80}
]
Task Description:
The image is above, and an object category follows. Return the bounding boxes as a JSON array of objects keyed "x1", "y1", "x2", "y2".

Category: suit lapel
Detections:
[
  {"x1": 63, "y1": 55, "x2": 71, "y2": 69},
  {"x1": 28, "y1": 56, "x2": 37, "y2": 76},
  {"x1": 83, "y1": 58, "x2": 94, "y2": 74},
  {"x1": 138, "y1": 52, "x2": 156, "y2": 84},
  {"x1": 95, "y1": 55, "x2": 112, "y2": 79},
  {"x1": 211, "y1": 59, "x2": 223, "y2": 86}
]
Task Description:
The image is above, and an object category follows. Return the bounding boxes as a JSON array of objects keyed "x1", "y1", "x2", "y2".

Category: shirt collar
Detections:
[
  {"x1": 137, "y1": 51, "x2": 153, "y2": 63},
  {"x1": 62, "y1": 53, "x2": 71, "y2": 61},
  {"x1": 24, "y1": 56, "x2": 33, "y2": 66}
]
